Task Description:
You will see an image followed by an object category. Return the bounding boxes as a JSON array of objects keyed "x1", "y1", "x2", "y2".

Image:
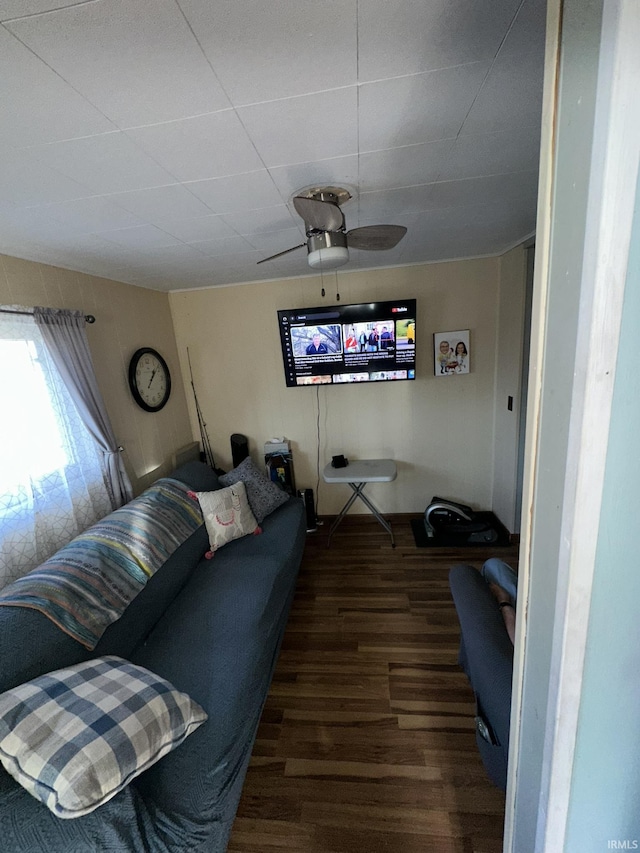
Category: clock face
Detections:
[{"x1": 128, "y1": 348, "x2": 171, "y2": 412}]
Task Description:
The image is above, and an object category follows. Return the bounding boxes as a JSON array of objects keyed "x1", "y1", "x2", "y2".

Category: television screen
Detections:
[{"x1": 277, "y1": 298, "x2": 416, "y2": 387}]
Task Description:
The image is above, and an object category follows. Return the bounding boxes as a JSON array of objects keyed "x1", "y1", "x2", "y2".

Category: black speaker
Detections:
[
  {"x1": 298, "y1": 488, "x2": 317, "y2": 533},
  {"x1": 230, "y1": 433, "x2": 249, "y2": 468}
]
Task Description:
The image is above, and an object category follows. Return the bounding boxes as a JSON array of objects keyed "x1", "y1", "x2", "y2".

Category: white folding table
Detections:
[{"x1": 323, "y1": 458, "x2": 397, "y2": 547}]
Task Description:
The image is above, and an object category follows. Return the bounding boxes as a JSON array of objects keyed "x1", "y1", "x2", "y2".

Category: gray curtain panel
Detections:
[{"x1": 34, "y1": 307, "x2": 133, "y2": 509}]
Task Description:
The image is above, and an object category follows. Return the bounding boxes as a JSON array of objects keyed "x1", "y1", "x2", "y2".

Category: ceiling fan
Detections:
[{"x1": 257, "y1": 186, "x2": 407, "y2": 270}]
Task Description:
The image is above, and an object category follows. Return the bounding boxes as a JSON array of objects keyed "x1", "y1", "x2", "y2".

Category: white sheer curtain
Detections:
[
  {"x1": 34, "y1": 307, "x2": 133, "y2": 508},
  {"x1": 0, "y1": 309, "x2": 113, "y2": 588}
]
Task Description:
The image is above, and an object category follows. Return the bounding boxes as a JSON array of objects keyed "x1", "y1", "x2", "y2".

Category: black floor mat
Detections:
[{"x1": 410, "y1": 512, "x2": 511, "y2": 548}]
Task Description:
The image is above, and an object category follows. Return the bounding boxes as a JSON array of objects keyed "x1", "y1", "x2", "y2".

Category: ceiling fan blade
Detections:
[
  {"x1": 256, "y1": 243, "x2": 306, "y2": 264},
  {"x1": 346, "y1": 225, "x2": 408, "y2": 251},
  {"x1": 293, "y1": 196, "x2": 344, "y2": 232}
]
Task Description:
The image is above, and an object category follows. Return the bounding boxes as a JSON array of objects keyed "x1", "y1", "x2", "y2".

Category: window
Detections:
[{"x1": 0, "y1": 311, "x2": 112, "y2": 589}]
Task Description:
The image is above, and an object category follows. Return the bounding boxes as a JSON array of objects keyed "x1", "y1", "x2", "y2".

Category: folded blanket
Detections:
[{"x1": 0, "y1": 478, "x2": 203, "y2": 649}]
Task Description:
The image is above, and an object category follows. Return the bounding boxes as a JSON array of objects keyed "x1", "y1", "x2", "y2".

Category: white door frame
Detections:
[{"x1": 505, "y1": 0, "x2": 640, "y2": 850}]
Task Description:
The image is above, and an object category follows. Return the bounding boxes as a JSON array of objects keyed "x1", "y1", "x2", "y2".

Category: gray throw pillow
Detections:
[{"x1": 219, "y1": 456, "x2": 288, "y2": 523}]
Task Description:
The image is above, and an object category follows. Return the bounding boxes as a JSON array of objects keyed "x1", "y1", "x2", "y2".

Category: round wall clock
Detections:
[{"x1": 128, "y1": 347, "x2": 171, "y2": 412}]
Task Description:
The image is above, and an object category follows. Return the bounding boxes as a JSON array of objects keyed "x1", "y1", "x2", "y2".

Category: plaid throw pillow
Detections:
[{"x1": 0, "y1": 656, "x2": 207, "y2": 819}]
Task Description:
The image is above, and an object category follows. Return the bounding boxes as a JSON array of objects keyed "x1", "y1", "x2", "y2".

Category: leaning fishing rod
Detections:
[{"x1": 186, "y1": 347, "x2": 218, "y2": 472}]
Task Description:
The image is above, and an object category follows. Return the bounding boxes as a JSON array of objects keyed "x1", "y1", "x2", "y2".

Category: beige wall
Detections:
[
  {"x1": 0, "y1": 254, "x2": 193, "y2": 495},
  {"x1": 492, "y1": 244, "x2": 528, "y2": 530},
  {"x1": 170, "y1": 257, "x2": 502, "y2": 516}
]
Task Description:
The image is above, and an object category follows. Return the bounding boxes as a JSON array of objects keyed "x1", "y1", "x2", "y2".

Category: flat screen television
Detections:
[{"x1": 277, "y1": 298, "x2": 416, "y2": 387}]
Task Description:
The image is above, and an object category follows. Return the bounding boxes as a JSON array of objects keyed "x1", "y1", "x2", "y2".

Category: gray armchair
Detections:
[{"x1": 448, "y1": 562, "x2": 515, "y2": 789}]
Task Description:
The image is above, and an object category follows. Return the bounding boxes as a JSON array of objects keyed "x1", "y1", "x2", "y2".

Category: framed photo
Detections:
[{"x1": 434, "y1": 330, "x2": 470, "y2": 376}]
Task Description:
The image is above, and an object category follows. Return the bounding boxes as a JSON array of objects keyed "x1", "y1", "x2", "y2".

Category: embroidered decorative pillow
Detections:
[
  {"x1": 0, "y1": 656, "x2": 207, "y2": 819},
  {"x1": 219, "y1": 455, "x2": 288, "y2": 523},
  {"x1": 195, "y1": 480, "x2": 260, "y2": 554}
]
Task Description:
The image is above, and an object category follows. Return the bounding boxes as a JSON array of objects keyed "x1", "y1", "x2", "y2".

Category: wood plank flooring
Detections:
[{"x1": 228, "y1": 514, "x2": 518, "y2": 853}]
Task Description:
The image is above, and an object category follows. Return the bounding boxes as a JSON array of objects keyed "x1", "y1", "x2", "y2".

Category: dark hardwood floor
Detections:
[{"x1": 228, "y1": 514, "x2": 518, "y2": 853}]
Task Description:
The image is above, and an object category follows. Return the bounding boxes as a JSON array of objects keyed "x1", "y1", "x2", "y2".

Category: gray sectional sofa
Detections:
[{"x1": 0, "y1": 460, "x2": 306, "y2": 851}]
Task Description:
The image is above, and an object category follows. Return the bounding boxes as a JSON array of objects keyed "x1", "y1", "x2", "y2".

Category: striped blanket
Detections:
[{"x1": 0, "y1": 478, "x2": 203, "y2": 649}]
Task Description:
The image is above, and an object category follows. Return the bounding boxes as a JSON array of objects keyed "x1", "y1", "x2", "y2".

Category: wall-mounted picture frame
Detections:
[{"x1": 434, "y1": 330, "x2": 470, "y2": 376}]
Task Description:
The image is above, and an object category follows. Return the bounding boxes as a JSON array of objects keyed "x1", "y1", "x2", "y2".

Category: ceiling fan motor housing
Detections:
[
  {"x1": 306, "y1": 230, "x2": 349, "y2": 269},
  {"x1": 256, "y1": 185, "x2": 406, "y2": 267}
]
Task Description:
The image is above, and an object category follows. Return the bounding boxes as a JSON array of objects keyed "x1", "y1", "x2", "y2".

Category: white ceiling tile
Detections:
[
  {"x1": 0, "y1": 1, "x2": 87, "y2": 20},
  {"x1": 0, "y1": 0, "x2": 544, "y2": 289},
  {"x1": 402, "y1": 227, "x2": 521, "y2": 263},
  {"x1": 6, "y1": 0, "x2": 231, "y2": 127},
  {"x1": 270, "y1": 255, "x2": 311, "y2": 279},
  {"x1": 41, "y1": 231, "x2": 128, "y2": 257},
  {"x1": 103, "y1": 184, "x2": 213, "y2": 226},
  {"x1": 357, "y1": 0, "x2": 522, "y2": 81},
  {"x1": 191, "y1": 268, "x2": 257, "y2": 287},
  {"x1": 237, "y1": 88, "x2": 358, "y2": 168},
  {"x1": 427, "y1": 170, "x2": 539, "y2": 210},
  {"x1": 0, "y1": 146, "x2": 90, "y2": 206},
  {"x1": 0, "y1": 26, "x2": 114, "y2": 147},
  {"x1": 0, "y1": 205, "x2": 78, "y2": 240},
  {"x1": 245, "y1": 228, "x2": 306, "y2": 254},
  {"x1": 43, "y1": 245, "x2": 136, "y2": 275},
  {"x1": 186, "y1": 171, "x2": 284, "y2": 214},
  {"x1": 126, "y1": 111, "x2": 264, "y2": 183},
  {"x1": 358, "y1": 185, "x2": 437, "y2": 220},
  {"x1": 196, "y1": 250, "x2": 267, "y2": 273},
  {"x1": 438, "y1": 125, "x2": 541, "y2": 182},
  {"x1": 177, "y1": 0, "x2": 357, "y2": 106},
  {"x1": 220, "y1": 205, "x2": 298, "y2": 236},
  {"x1": 124, "y1": 270, "x2": 175, "y2": 284},
  {"x1": 347, "y1": 245, "x2": 405, "y2": 269},
  {"x1": 158, "y1": 215, "x2": 238, "y2": 243},
  {"x1": 25, "y1": 132, "x2": 177, "y2": 195},
  {"x1": 268, "y1": 156, "x2": 360, "y2": 203},
  {"x1": 40, "y1": 196, "x2": 144, "y2": 233},
  {"x1": 359, "y1": 170, "x2": 538, "y2": 222},
  {"x1": 498, "y1": 0, "x2": 547, "y2": 58},
  {"x1": 123, "y1": 244, "x2": 215, "y2": 275},
  {"x1": 359, "y1": 63, "x2": 490, "y2": 151},
  {"x1": 185, "y1": 235, "x2": 256, "y2": 258},
  {"x1": 460, "y1": 48, "x2": 545, "y2": 137},
  {"x1": 401, "y1": 200, "x2": 536, "y2": 259},
  {"x1": 96, "y1": 225, "x2": 181, "y2": 250},
  {"x1": 358, "y1": 140, "x2": 455, "y2": 192},
  {"x1": 406, "y1": 204, "x2": 496, "y2": 239}
]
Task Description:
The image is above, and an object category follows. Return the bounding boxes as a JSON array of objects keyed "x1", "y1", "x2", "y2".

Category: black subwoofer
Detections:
[
  {"x1": 298, "y1": 488, "x2": 317, "y2": 532},
  {"x1": 230, "y1": 433, "x2": 249, "y2": 468}
]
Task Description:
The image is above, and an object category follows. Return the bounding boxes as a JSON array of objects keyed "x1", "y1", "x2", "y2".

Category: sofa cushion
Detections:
[
  {"x1": 196, "y1": 481, "x2": 259, "y2": 553},
  {"x1": 129, "y1": 497, "x2": 306, "y2": 845},
  {"x1": 95, "y1": 461, "x2": 221, "y2": 659},
  {"x1": 219, "y1": 456, "x2": 288, "y2": 523},
  {"x1": 0, "y1": 656, "x2": 207, "y2": 819},
  {"x1": 171, "y1": 460, "x2": 222, "y2": 493}
]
